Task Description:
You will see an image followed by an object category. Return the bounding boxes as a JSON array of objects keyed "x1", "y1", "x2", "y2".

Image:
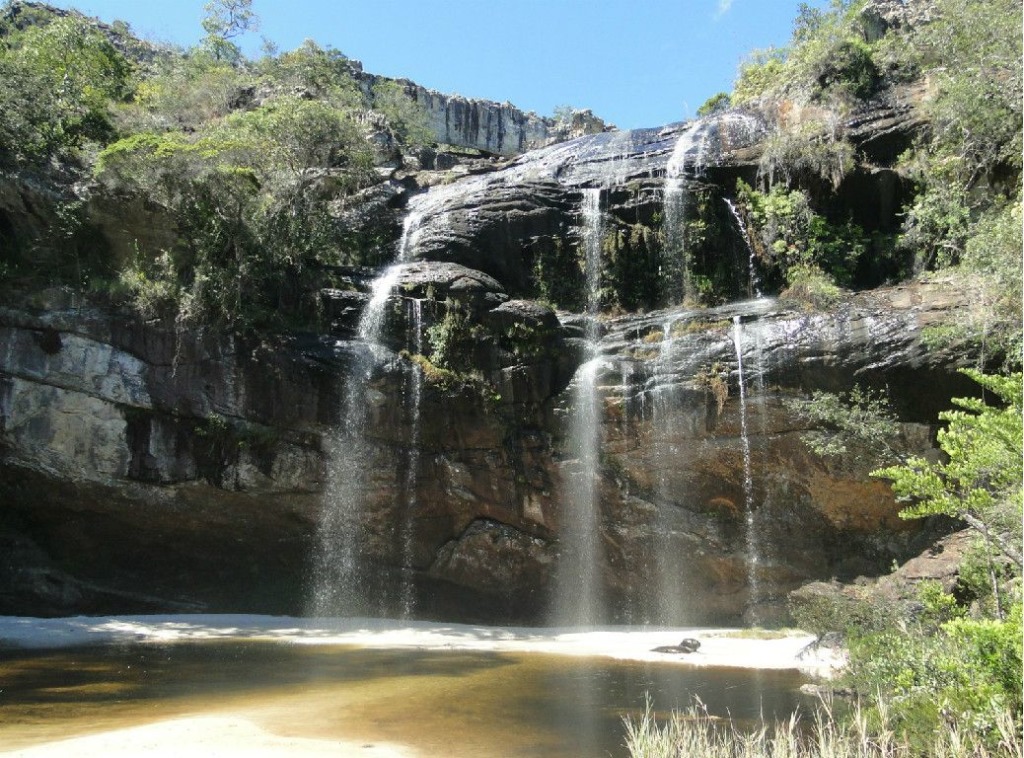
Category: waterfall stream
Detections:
[
  {"x1": 553, "y1": 188, "x2": 606, "y2": 625},
  {"x1": 724, "y1": 198, "x2": 763, "y2": 299},
  {"x1": 310, "y1": 208, "x2": 425, "y2": 617},
  {"x1": 662, "y1": 122, "x2": 707, "y2": 305},
  {"x1": 732, "y1": 315, "x2": 762, "y2": 621},
  {"x1": 398, "y1": 298, "x2": 424, "y2": 618},
  {"x1": 651, "y1": 316, "x2": 689, "y2": 625}
]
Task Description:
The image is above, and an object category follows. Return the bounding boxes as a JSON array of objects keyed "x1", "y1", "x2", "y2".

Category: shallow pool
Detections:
[{"x1": 0, "y1": 641, "x2": 810, "y2": 756}]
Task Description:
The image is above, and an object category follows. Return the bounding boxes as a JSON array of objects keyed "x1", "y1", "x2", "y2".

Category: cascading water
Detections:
[
  {"x1": 649, "y1": 315, "x2": 690, "y2": 625},
  {"x1": 724, "y1": 198, "x2": 763, "y2": 299},
  {"x1": 553, "y1": 188, "x2": 606, "y2": 626},
  {"x1": 662, "y1": 122, "x2": 707, "y2": 305},
  {"x1": 309, "y1": 209, "x2": 424, "y2": 618},
  {"x1": 732, "y1": 315, "x2": 762, "y2": 620},
  {"x1": 397, "y1": 298, "x2": 424, "y2": 618}
]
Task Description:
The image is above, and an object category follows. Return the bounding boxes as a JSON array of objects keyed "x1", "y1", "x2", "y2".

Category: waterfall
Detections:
[
  {"x1": 651, "y1": 316, "x2": 689, "y2": 625},
  {"x1": 662, "y1": 122, "x2": 707, "y2": 305},
  {"x1": 553, "y1": 187, "x2": 606, "y2": 625},
  {"x1": 398, "y1": 298, "x2": 424, "y2": 619},
  {"x1": 724, "y1": 198, "x2": 762, "y2": 299},
  {"x1": 309, "y1": 208, "x2": 424, "y2": 618},
  {"x1": 308, "y1": 335, "x2": 378, "y2": 616},
  {"x1": 732, "y1": 315, "x2": 761, "y2": 621}
]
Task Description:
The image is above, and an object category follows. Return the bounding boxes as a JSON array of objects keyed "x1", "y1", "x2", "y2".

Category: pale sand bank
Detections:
[
  {"x1": 0, "y1": 716, "x2": 413, "y2": 758},
  {"x1": 0, "y1": 614, "x2": 838, "y2": 674}
]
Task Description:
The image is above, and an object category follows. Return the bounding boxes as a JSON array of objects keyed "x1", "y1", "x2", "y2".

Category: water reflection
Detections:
[{"x1": 0, "y1": 643, "x2": 809, "y2": 756}]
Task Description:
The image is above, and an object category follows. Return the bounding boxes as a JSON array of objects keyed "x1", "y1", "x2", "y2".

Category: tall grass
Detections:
[{"x1": 624, "y1": 697, "x2": 1023, "y2": 758}]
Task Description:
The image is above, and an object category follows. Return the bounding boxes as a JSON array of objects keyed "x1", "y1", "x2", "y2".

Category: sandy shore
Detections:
[
  {"x1": 0, "y1": 614, "x2": 836, "y2": 673},
  {"x1": 1, "y1": 716, "x2": 413, "y2": 758}
]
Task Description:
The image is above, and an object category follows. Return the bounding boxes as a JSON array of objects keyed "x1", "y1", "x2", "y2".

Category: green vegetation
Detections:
[
  {"x1": 780, "y1": 371, "x2": 1022, "y2": 753},
  {"x1": 733, "y1": 180, "x2": 864, "y2": 295},
  {"x1": 696, "y1": 91, "x2": 730, "y2": 117},
  {"x1": 732, "y1": 0, "x2": 884, "y2": 109},
  {"x1": 425, "y1": 299, "x2": 481, "y2": 372},
  {"x1": 785, "y1": 384, "x2": 899, "y2": 462},
  {"x1": 625, "y1": 696, "x2": 1022, "y2": 757},
  {"x1": 0, "y1": 0, "x2": 433, "y2": 329},
  {"x1": 873, "y1": 370, "x2": 1023, "y2": 576},
  {"x1": 0, "y1": 11, "x2": 132, "y2": 166},
  {"x1": 724, "y1": 0, "x2": 1021, "y2": 352}
]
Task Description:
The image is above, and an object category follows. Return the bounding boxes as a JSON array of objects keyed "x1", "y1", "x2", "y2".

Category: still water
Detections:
[{"x1": 0, "y1": 642, "x2": 809, "y2": 756}]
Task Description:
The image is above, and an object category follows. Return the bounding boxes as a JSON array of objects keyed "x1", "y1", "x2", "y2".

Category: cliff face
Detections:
[
  {"x1": 0, "y1": 72, "x2": 960, "y2": 623},
  {"x1": 0, "y1": 277, "x2": 970, "y2": 623}
]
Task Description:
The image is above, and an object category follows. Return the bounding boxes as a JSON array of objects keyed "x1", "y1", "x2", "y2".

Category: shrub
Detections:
[
  {"x1": 734, "y1": 181, "x2": 864, "y2": 293},
  {"x1": 696, "y1": 92, "x2": 731, "y2": 117},
  {"x1": 0, "y1": 14, "x2": 132, "y2": 164},
  {"x1": 845, "y1": 601, "x2": 1022, "y2": 751},
  {"x1": 732, "y1": 48, "x2": 786, "y2": 105},
  {"x1": 758, "y1": 120, "x2": 855, "y2": 190},
  {"x1": 784, "y1": 384, "x2": 900, "y2": 463}
]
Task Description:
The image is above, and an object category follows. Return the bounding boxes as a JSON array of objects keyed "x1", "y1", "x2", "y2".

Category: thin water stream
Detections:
[
  {"x1": 310, "y1": 209, "x2": 426, "y2": 618},
  {"x1": 0, "y1": 641, "x2": 810, "y2": 757},
  {"x1": 732, "y1": 316, "x2": 762, "y2": 621},
  {"x1": 553, "y1": 188, "x2": 607, "y2": 625}
]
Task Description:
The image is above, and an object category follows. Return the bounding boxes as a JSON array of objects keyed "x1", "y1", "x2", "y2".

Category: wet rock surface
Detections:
[
  {"x1": 0, "y1": 96, "x2": 955, "y2": 624},
  {"x1": 0, "y1": 276, "x2": 969, "y2": 623}
]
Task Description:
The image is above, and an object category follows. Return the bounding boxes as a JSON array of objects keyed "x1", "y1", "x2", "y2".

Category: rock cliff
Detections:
[
  {"x1": 0, "y1": 276, "x2": 971, "y2": 622},
  {"x1": 0, "y1": 65, "x2": 962, "y2": 623}
]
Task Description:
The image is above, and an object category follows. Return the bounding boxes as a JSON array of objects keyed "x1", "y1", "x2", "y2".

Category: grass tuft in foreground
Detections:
[{"x1": 624, "y1": 697, "x2": 1023, "y2": 758}]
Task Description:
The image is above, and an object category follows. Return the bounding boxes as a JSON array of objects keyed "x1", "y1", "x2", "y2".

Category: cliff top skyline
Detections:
[{"x1": 47, "y1": 0, "x2": 823, "y2": 129}]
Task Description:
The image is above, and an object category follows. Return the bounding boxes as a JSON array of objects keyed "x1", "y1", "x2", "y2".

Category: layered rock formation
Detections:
[
  {"x1": 0, "y1": 274, "x2": 970, "y2": 622},
  {"x1": 0, "y1": 80, "x2": 963, "y2": 624}
]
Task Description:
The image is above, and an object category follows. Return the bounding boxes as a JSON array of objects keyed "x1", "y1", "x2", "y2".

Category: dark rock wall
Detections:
[
  {"x1": 0, "y1": 97, "x2": 959, "y2": 624},
  {"x1": 0, "y1": 277, "x2": 970, "y2": 623}
]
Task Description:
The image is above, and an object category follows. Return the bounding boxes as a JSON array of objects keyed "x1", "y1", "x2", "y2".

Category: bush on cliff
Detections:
[{"x1": 0, "y1": 10, "x2": 132, "y2": 166}]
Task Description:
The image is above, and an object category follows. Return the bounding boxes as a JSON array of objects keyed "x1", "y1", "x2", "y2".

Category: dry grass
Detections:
[{"x1": 624, "y1": 697, "x2": 1024, "y2": 758}]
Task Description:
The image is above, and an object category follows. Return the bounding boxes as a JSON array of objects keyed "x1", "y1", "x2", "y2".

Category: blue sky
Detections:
[{"x1": 51, "y1": 0, "x2": 822, "y2": 129}]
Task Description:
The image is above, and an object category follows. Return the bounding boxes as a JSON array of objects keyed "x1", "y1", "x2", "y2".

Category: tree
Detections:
[
  {"x1": 872, "y1": 370, "x2": 1023, "y2": 587},
  {"x1": 0, "y1": 15, "x2": 132, "y2": 163},
  {"x1": 201, "y1": 0, "x2": 259, "y2": 61},
  {"x1": 370, "y1": 81, "x2": 433, "y2": 149}
]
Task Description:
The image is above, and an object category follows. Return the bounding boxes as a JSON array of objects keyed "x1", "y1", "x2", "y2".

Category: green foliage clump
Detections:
[
  {"x1": 731, "y1": 1, "x2": 881, "y2": 108},
  {"x1": 758, "y1": 120, "x2": 855, "y2": 190},
  {"x1": 0, "y1": 2, "x2": 437, "y2": 327},
  {"x1": 847, "y1": 372, "x2": 1024, "y2": 748},
  {"x1": 734, "y1": 180, "x2": 864, "y2": 294},
  {"x1": 0, "y1": 12, "x2": 133, "y2": 166},
  {"x1": 696, "y1": 92, "x2": 731, "y2": 117},
  {"x1": 425, "y1": 299, "x2": 480, "y2": 372},
  {"x1": 894, "y1": 0, "x2": 1022, "y2": 186},
  {"x1": 885, "y1": 0, "x2": 1021, "y2": 361},
  {"x1": 845, "y1": 598, "x2": 1022, "y2": 751},
  {"x1": 371, "y1": 80, "x2": 433, "y2": 149},
  {"x1": 200, "y1": 0, "x2": 258, "y2": 62},
  {"x1": 732, "y1": 48, "x2": 786, "y2": 106},
  {"x1": 94, "y1": 90, "x2": 376, "y2": 327},
  {"x1": 530, "y1": 237, "x2": 584, "y2": 310},
  {"x1": 602, "y1": 222, "x2": 661, "y2": 312},
  {"x1": 873, "y1": 370, "x2": 1023, "y2": 572},
  {"x1": 788, "y1": 581, "x2": 896, "y2": 640},
  {"x1": 262, "y1": 39, "x2": 355, "y2": 93},
  {"x1": 785, "y1": 384, "x2": 899, "y2": 462},
  {"x1": 784, "y1": 1, "x2": 881, "y2": 103}
]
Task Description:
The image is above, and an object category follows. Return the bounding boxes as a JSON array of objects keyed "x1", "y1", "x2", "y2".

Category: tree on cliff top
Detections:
[{"x1": 201, "y1": 0, "x2": 258, "y2": 61}]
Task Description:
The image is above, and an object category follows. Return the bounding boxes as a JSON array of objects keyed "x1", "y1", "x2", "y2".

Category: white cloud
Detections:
[{"x1": 714, "y1": 0, "x2": 734, "y2": 18}]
